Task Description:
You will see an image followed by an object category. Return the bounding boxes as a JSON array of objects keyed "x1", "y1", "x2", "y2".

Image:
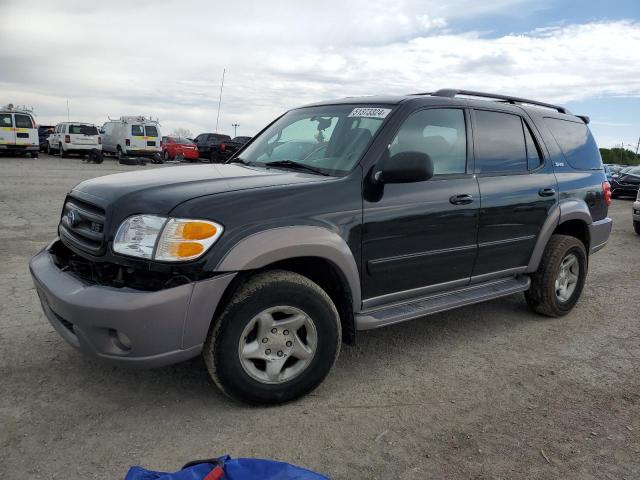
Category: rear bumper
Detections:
[
  {"x1": 589, "y1": 217, "x2": 613, "y2": 254},
  {"x1": 0, "y1": 144, "x2": 38, "y2": 152},
  {"x1": 30, "y1": 241, "x2": 236, "y2": 367},
  {"x1": 66, "y1": 144, "x2": 102, "y2": 153}
]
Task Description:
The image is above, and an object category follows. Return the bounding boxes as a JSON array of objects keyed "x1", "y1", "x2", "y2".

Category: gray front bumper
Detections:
[
  {"x1": 30, "y1": 244, "x2": 235, "y2": 367},
  {"x1": 633, "y1": 201, "x2": 640, "y2": 222},
  {"x1": 589, "y1": 217, "x2": 613, "y2": 254}
]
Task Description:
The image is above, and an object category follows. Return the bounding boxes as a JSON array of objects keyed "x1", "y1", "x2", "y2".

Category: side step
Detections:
[{"x1": 356, "y1": 276, "x2": 531, "y2": 330}]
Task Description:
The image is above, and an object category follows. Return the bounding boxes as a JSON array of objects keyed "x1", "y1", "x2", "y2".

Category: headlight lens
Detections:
[
  {"x1": 113, "y1": 215, "x2": 223, "y2": 261},
  {"x1": 113, "y1": 214, "x2": 166, "y2": 259}
]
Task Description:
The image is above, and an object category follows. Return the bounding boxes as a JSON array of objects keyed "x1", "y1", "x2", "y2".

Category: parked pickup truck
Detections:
[
  {"x1": 193, "y1": 132, "x2": 232, "y2": 163},
  {"x1": 216, "y1": 136, "x2": 252, "y2": 162},
  {"x1": 30, "y1": 89, "x2": 612, "y2": 404}
]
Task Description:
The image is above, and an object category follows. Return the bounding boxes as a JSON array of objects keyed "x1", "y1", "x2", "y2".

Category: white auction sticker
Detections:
[{"x1": 348, "y1": 107, "x2": 392, "y2": 119}]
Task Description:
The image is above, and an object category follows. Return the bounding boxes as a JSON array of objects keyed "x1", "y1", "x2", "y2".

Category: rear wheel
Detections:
[
  {"x1": 116, "y1": 146, "x2": 123, "y2": 161},
  {"x1": 203, "y1": 270, "x2": 341, "y2": 404},
  {"x1": 58, "y1": 144, "x2": 66, "y2": 158},
  {"x1": 634, "y1": 221, "x2": 640, "y2": 235},
  {"x1": 210, "y1": 151, "x2": 219, "y2": 163},
  {"x1": 525, "y1": 235, "x2": 587, "y2": 317}
]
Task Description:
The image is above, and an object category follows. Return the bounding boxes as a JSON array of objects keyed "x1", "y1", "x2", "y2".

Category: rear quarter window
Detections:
[
  {"x1": 544, "y1": 117, "x2": 601, "y2": 170},
  {"x1": 0, "y1": 114, "x2": 12, "y2": 127}
]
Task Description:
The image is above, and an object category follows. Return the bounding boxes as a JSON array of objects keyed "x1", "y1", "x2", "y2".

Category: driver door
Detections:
[{"x1": 362, "y1": 107, "x2": 480, "y2": 304}]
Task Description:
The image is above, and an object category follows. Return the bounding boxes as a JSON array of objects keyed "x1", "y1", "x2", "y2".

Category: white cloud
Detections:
[{"x1": 1, "y1": 0, "x2": 639, "y2": 141}]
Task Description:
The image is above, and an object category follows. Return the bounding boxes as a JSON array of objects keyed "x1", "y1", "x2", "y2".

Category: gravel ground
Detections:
[{"x1": 1, "y1": 155, "x2": 639, "y2": 479}]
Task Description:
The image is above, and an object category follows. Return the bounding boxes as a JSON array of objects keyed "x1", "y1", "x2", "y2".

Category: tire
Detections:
[
  {"x1": 30, "y1": 152, "x2": 38, "y2": 158},
  {"x1": 634, "y1": 221, "x2": 640, "y2": 235},
  {"x1": 116, "y1": 146, "x2": 123, "y2": 161},
  {"x1": 89, "y1": 149, "x2": 103, "y2": 164},
  {"x1": 59, "y1": 144, "x2": 66, "y2": 158},
  {"x1": 525, "y1": 234, "x2": 587, "y2": 317},
  {"x1": 203, "y1": 270, "x2": 341, "y2": 404},
  {"x1": 46, "y1": 143, "x2": 52, "y2": 155},
  {"x1": 163, "y1": 150, "x2": 171, "y2": 162}
]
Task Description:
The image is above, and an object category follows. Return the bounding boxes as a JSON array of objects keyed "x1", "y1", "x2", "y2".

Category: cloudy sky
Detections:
[{"x1": 1, "y1": 0, "x2": 639, "y2": 148}]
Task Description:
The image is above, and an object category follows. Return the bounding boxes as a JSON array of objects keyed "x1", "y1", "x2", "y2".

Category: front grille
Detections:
[{"x1": 59, "y1": 196, "x2": 106, "y2": 255}]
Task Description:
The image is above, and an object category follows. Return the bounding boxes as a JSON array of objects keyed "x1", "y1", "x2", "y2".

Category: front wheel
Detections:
[
  {"x1": 525, "y1": 235, "x2": 587, "y2": 317},
  {"x1": 203, "y1": 270, "x2": 341, "y2": 404},
  {"x1": 59, "y1": 144, "x2": 66, "y2": 158}
]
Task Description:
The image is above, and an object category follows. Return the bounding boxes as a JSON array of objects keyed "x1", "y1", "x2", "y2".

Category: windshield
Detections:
[
  {"x1": 625, "y1": 166, "x2": 640, "y2": 175},
  {"x1": 238, "y1": 104, "x2": 392, "y2": 175}
]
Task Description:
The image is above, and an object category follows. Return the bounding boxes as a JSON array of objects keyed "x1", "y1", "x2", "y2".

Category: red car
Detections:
[{"x1": 161, "y1": 136, "x2": 199, "y2": 161}]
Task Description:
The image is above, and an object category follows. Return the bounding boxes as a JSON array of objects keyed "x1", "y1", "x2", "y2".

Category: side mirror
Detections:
[{"x1": 375, "y1": 151, "x2": 434, "y2": 184}]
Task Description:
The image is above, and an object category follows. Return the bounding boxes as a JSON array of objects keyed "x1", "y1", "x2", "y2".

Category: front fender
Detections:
[{"x1": 215, "y1": 226, "x2": 361, "y2": 311}]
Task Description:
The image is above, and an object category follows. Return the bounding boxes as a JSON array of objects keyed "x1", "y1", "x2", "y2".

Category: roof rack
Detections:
[{"x1": 425, "y1": 89, "x2": 571, "y2": 115}]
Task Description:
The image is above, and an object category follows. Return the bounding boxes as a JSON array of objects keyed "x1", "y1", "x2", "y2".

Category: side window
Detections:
[
  {"x1": 15, "y1": 114, "x2": 34, "y2": 128},
  {"x1": 131, "y1": 125, "x2": 144, "y2": 136},
  {"x1": 390, "y1": 108, "x2": 467, "y2": 175},
  {"x1": 543, "y1": 117, "x2": 601, "y2": 170},
  {"x1": 0, "y1": 114, "x2": 13, "y2": 127},
  {"x1": 474, "y1": 110, "x2": 527, "y2": 173},
  {"x1": 523, "y1": 122, "x2": 543, "y2": 170}
]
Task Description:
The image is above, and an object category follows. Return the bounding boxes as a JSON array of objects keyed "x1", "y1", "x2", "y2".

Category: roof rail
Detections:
[{"x1": 430, "y1": 89, "x2": 571, "y2": 115}]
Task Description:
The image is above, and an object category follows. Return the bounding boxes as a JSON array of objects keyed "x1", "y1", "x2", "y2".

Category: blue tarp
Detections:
[{"x1": 124, "y1": 456, "x2": 329, "y2": 480}]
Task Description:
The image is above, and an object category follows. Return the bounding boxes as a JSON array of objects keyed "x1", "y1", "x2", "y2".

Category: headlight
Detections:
[{"x1": 113, "y1": 215, "x2": 223, "y2": 261}]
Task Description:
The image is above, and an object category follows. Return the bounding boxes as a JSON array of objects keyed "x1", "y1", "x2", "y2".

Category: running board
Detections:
[{"x1": 356, "y1": 276, "x2": 531, "y2": 330}]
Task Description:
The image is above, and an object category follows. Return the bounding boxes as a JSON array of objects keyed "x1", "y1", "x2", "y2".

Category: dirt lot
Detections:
[{"x1": 1, "y1": 154, "x2": 638, "y2": 479}]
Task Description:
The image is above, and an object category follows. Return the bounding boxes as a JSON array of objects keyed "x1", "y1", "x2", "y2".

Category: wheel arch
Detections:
[
  {"x1": 526, "y1": 200, "x2": 592, "y2": 273},
  {"x1": 214, "y1": 226, "x2": 361, "y2": 343}
]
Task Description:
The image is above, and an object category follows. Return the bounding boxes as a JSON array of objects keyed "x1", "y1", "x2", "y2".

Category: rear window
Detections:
[
  {"x1": 544, "y1": 118, "x2": 601, "y2": 170},
  {"x1": 0, "y1": 114, "x2": 12, "y2": 127},
  {"x1": 131, "y1": 125, "x2": 144, "y2": 136},
  {"x1": 145, "y1": 125, "x2": 158, "y2": 137},
  {"x1": 14, "y1": 114, "x2": 34, "y2": 128},
  {"x1": 68, "y1": 124, "x2": 99, "y2": 135}
]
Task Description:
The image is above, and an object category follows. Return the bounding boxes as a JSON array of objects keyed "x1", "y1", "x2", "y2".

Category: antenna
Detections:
[{"x1": 215, "y1": 68, "x2": 226, "y2": 133}]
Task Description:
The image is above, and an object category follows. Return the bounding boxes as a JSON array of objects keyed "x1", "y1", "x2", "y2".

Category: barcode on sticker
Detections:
[{"x1": 348, "y1": 107, "x2": 391, "y2": 119}]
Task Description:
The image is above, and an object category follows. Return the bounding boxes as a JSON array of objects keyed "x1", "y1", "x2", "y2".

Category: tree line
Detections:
[{"x1": 600, "y1": 148, "x2": 640, "y2": 166}]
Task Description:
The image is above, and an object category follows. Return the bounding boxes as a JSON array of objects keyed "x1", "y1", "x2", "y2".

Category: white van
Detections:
[
  {"x1": 46, "y1": 122, "x2": 101, "y2": 157},
  {"x1": 101, "y1": 116, "x2": 162, "y2": 159},
  {"x1": 0, "y1": 105, "x2": 39, "y2": 157}
]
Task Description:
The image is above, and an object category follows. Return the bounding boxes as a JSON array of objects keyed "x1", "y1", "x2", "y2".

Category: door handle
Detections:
[
  {"x1": 538, "y1": 187, "x2": 556, "y2": 197},
  {"x1": 449, "y1": 194, "x2": 474, "y2": 205}
]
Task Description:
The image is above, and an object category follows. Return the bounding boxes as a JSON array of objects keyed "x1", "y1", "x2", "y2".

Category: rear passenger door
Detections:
[{"x1": 471, "y1": 108, "x2": 558, "y2": 278}]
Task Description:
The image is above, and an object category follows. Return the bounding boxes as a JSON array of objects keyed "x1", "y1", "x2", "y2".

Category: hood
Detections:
[
  {"x1": 618, "y1": 172, "x2": 640, "y2": 184},
  {"x1": 71, "y1": 163, "x2": 330, "y2": 215}
]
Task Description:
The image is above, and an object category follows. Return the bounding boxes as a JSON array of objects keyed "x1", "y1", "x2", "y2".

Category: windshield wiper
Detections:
[{"x1": 264, "y1": 160, "x2": 330, "y2": 176}]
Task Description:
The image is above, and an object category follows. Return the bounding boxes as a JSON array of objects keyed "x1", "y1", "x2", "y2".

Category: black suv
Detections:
[{"x1": 30, "y1": 89, "x2": 612, "y2": 404}]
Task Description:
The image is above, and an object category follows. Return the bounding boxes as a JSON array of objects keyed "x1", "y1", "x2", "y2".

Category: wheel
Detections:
[
  {"x1": 210, "y1": 151, "x2": 219, "y2": 163},
  {"x1": 59, "y1": 144, "x2": 66, "y2": 158},
  {"x1": 634, "y1": 221, "x2": 640, "y2": 235},
  {"x1": 116, "y1": 146, "x2": 123, "y2": 161},
  {"x1": 525, "y1": 235, "x2": 587, "y2": 317},
  {"x1": 30, "y1": 152, "x2": 38, "y2": 158},
  {"x1": 163, "y1": 150, "x2": 171, "y2": 161},
  {"x1": 89, "y1": 149, "x2": 103, "y2": 164},
  {"x1": 203, "y1": 270, "x2": 341, "y2": 404},
  {"x1": 46, "y1": 143, "x2": 52, "y2": 155}
]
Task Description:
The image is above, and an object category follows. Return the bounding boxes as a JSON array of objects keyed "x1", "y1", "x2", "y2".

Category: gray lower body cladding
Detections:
[{"x1": 30, "y1": 245, "x2": 235, "y2": 367}]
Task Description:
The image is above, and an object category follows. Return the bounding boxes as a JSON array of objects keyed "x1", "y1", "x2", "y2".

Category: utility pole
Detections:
[
  {"x1": 232, "y1": 123, "x2": 239, "y2": 137},
  {"x1": 215, "y1": 68, "x2": 226, "y2": 133}
]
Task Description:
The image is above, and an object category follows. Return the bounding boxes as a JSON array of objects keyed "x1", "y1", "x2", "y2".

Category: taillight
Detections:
[
  {"x1": 219, "y1": 143, "x2": 226, "y2": 152},
  {"x1": 602, "y1": 181, "x2": 612, "y2": 206},
  {"x1": 64, "y1": 135, "x2": 70, "y2": 143},
  {"x1": 125, "y1": 138, "x2": 130, "y2": 146},
  {"x1": 98, "y1": 137, "x2": 102, "y2": 144}
]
